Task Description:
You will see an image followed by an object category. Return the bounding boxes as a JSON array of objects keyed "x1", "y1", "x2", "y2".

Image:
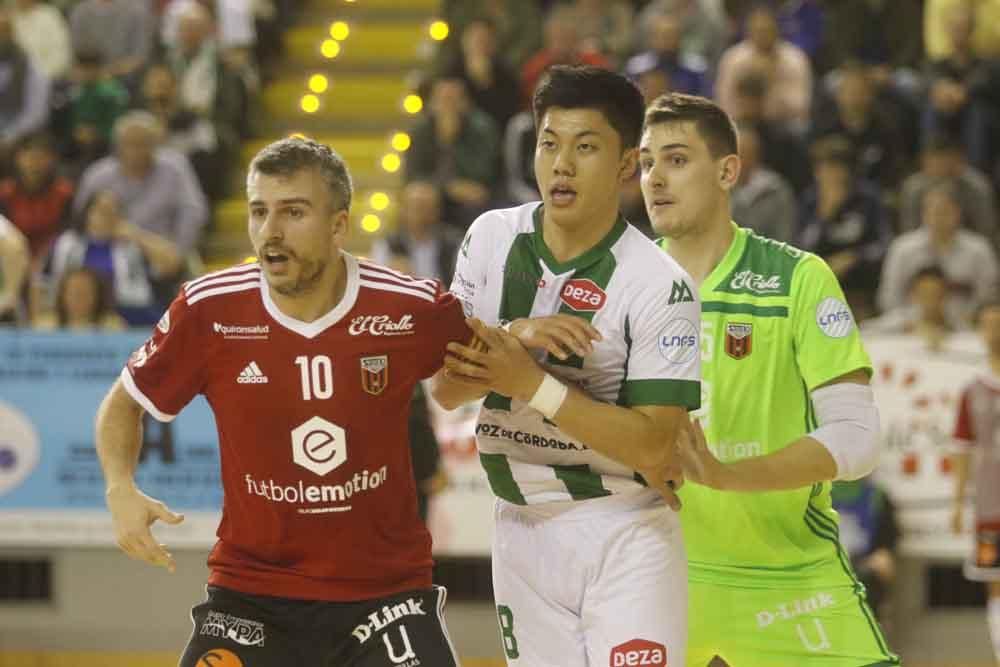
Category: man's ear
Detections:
[
  {"x1": 619, "y1": 147, "x2": 639, "y2": 184},
  {"x1": 331, "y1": 209, "x2": 350, "y2": 244},
  {"x1": 718, "y1": 154, "x2": 741, "y2": 192}
]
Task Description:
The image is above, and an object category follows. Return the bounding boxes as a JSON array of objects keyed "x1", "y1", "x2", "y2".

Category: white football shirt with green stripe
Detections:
[
  {"x1": 658, "y1": 224, "x2": 874, "y2": 588},
  {"x1": 451, "y1": 203, "x2": 701, "y2": 506}
]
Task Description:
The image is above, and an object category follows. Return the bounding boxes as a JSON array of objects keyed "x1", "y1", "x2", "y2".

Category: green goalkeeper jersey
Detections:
[{"x1": 658, "y1": 224, "x2": 872, "y2": 588}]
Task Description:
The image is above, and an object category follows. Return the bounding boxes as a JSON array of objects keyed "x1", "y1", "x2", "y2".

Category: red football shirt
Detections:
[{"x1": 121, "y1": 253, "x2": 471, "y2": 601}]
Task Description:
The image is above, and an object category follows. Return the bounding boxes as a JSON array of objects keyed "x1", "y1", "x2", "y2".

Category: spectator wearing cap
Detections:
[
  {"x1": 0, "y1": 133, "x2": 73, "y2": 267},
  {"x1": 879, "y1": 180, "x2": 999, "y2": 323},
  {"x1": 797, "y1": 136, "x2": 890, "y2": 317},
  {"x1": 623, "y1": 12, "x2": 707, "y2": 96},
  {"x1": 899, "y1": 133, "x2": 997, "y2": 247}
]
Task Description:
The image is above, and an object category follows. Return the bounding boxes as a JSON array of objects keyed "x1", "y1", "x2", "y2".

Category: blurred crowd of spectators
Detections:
[
  {"x1": 381, "y1": 0, "x2": 1000, "y2": 335},
  {"x1": 0, "y1": 0, "x2": 292, "y2": 328}
]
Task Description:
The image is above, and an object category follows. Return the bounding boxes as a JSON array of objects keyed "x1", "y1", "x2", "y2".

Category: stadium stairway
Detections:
[{"x1": 201, "y1": 0, "x2": 443, "y2": 271}]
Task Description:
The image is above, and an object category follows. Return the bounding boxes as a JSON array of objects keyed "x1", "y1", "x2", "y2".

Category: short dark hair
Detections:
[
  {"x1": 643, "y1": 93, "x2": 738, "y2": 158},
  {"x1": 56, "y1": 266, "x2": 115, "y2": 327},
  {"x1": 532, "y1": 65, "x2": 645, "y2": 150},
  {"x1": 248, "y1": 136, "x2": 353, "y2": 211},
  {"x1": 14, "y1": 131, "x2": 56, "y2": 155},
  {"x1": 810, "y1": 134, "x2": 855, "y2": 166}
]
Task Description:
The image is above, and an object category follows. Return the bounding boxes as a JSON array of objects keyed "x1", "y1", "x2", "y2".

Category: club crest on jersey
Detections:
[
  {"x1": 560, "y1": 278, "x2": 606, "y2": 312},
  {"x1": 360, "y1": 355, "x2": 389, "y2": 395},
  {"x1": 725, "y1": 322, "x2": 753, "y2": 359}
]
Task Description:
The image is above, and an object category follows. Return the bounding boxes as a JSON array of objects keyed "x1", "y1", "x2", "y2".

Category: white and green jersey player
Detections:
[
  {"x1": 662, "y1": 226, "x2": 897, "y2": 666},
  {"x1": 453, "y1": 202, "x2": 700, "y2": 504}
]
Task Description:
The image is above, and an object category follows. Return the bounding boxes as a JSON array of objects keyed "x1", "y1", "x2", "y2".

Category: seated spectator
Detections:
[
  {"x1": 0, "y1": 8, "x2": 49, "y2": 161},
  {"x1": 925, "y1": 0, "x2": 1000, "y2": 61},
  {"x1": 899, "y1": 133, "x2": 997, "y2": 246},
  {"x1": 863, "y1": 265, "x2": 968, "y2": 345},
  {"x1": 879, "y1": 180, "x2": 999, "y2": 323},
  {"x1": 73, "y1": 111, "x2": 208, "y2": 256},
  {"x1": 732, "y1": 122, "x2": 796, "y2": 242},
  {"x1": 822, "y1": 0, "x2": 924, "y2": 74},
  {"x1": 634, "y1": 0, "x2": 726, "y2": 66},
  {"x1": 56, "y1": 49, "x2": 129, "y2": 172},
  {"x1": 811, "y1": 60, "x2": 905, "y2": 189},
  {"x1": 623, "y1": 13, "x2": 707, "y2": 96},
  {"x1": 140, "y1": 62, "x2": 227, "y2": 201},
  {"x1": 729, "y1": 72, "x2": 812, "y2": 193},
  {"x1": 831, "y1": 476, "x2": 900, "y2": 623},
  {"x1": 520, "y1": 6, "x2": 611, "y2": 106},
  {"x1": 446, "y1": 0, "x2": 542, "y2": 70},
  {"x1": 69, "y1": 0, "x2": 153, "y2": 87},
  {"x1": 46, "y1": 189, "x2": 181, "y2": 326},
  {"x1": 564, "y1": 0, "x2": 633, "y2": 66},
  {"x1": 405, "y1": 76, "x2": 499, "y2": 228},
  {"x1": 715, "y1": 4, "x2": 813, "y2": 132},
  {"x1": 445, "y1": 16, "x2": 521, "y2": 136},
  {"x1": 502, "y1": 110, "x2": 538, "y2": 205},
  {"x1": 369, "y1": 182, "x2": 463, "y2": 284},
  {"x1": 33, "y1": 265, "x2": 125, "y2": 331},
  {"x1": 0, "y1": 133, "x2": 74, "y2": 266},
  {"x1": 11, "y1": 0, "x2": 72, "y2": 80},
  {"x1": 924, "y1": 4, "x2": 997, "y2": 173},
  {"x1": 0, "y1": 214, "x2": 29, "y2": 325},
  {"x1": 797, "y1": 137, "x2": 889, "y2": 318}
]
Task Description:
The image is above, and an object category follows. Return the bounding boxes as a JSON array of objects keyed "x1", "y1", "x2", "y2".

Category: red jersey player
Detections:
[
  {"x1": 953, "y1": 297, "x2": 1000, "y2": 666},
  {"x1": 95, "y1": 137, "x2": 471, "y2": 666}
]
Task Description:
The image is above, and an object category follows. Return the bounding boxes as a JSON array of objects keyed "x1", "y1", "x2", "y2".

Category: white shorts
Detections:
[{"x1": 491, "y1": 489, "x2": 687, "y2": 667}]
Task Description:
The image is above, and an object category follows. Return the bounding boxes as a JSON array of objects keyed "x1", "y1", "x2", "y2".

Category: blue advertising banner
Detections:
[{"x1": 0, "y1": 331, "x2": 222, "y2": 547}]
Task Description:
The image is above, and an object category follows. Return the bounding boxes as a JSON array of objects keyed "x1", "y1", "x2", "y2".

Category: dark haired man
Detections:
[
  {"x1": 434, "y1": 65, "x2": 700, "y2": 665},
  {"x1": 95, "y1": 137, "x2": 471, "y2": 666},
  {"x1": 640, "y1": 92, "x2": 897, "y2": 666}
]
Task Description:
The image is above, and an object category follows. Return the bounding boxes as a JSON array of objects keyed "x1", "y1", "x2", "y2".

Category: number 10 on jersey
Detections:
[{"x1": 294, "y1": 355, "x2": 334, "y2": 400}]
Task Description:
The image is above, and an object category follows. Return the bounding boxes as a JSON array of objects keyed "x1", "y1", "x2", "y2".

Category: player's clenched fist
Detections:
[{"x1": 106, "y1": 484, "x2": 184, "y2": 573}]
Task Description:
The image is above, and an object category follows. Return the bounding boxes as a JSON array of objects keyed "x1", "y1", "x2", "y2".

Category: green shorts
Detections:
[{"x1": 687, "y1": 579, "x2": 900, "y2": 667}]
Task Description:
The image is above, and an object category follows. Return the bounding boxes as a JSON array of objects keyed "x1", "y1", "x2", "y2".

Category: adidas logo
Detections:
[{"x1": 237, "y1": 361, "x2": 269, "y2": 384}]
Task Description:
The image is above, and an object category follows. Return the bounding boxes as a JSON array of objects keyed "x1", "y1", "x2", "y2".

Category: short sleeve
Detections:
[
  {"x1": 792, "y1": 255, "x2": 873, "y2": 391},
  {"x1": 954, "y1": 387, "x2": 975, "y2": 444},
  {"x1": 618, "y1": 277, "x2": 701, "y2": 409},
  {"x1": 120, "y1": 290, "x2": 206, "y2": 422},
  {"x1": 449, "y1": 215, "x2": 490, "y2": 318},
  {"x1": 415, "y1": 286, "x2": 473, "y2": 379}
]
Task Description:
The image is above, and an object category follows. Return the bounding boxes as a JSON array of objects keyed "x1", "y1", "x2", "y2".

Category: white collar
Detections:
[{"x1": 259, "y1": 250, "x2": 360, "y2": 339}]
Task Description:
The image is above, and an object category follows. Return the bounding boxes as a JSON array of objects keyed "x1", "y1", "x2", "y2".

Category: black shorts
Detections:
[{"x1": 179, "y1": 584, "x2": 459, "y2": 667}]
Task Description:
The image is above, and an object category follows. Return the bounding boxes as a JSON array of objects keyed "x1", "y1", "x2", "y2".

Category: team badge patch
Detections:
[
  {"x1": 725, "y1": 322, "x2": 753, "y2": 359},
  {"x1": 360, "y1": 355, "x2": 389, "y2": 395}
]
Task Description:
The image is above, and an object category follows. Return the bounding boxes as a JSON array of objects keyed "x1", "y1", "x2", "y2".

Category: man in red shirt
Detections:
[{"x1": 95, "y1": 137, "x2": 470, "y2": 666}]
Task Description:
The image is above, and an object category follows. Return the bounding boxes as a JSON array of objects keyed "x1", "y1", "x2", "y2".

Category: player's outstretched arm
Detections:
[
  {"x1": 507, "y1": 315, "x2": 603, "y2": 360},
  {"x1": 96, "y1": 379, "x2": 184, "y2": 572},
  {"x1": 681, "y1": 370, "x2": 878, "y2": 492},
  {"x1": 446, "y1": 319, "x2": 686, "y2": 508}
]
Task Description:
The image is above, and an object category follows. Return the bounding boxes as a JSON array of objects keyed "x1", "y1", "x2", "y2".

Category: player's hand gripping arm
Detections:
[
  {"x1": 445, "y1": 319, "x2": 687, "y2": 508},
  {"x1": 96, "y1": 379, "x2": 185, "y2": 572},
  {"x1": 680, "y1": 370, "x2": 876, "y2": 491}
]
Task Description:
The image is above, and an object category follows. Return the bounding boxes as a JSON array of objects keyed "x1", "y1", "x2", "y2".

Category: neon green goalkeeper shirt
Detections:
[{"x1": 658, "y1": 224, "x2": 873, "y2": 588}]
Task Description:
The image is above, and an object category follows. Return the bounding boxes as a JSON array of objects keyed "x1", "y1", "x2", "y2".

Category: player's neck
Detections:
[
  {"x1": 665, "y1": 208, "x2": 734, "y2": 286},
  {"x1": 269, "y1": 255, "x2": 348, "y2": 323},
  {"x1": 542, "y1": 205, "x2": 619, "y2": 264}
]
